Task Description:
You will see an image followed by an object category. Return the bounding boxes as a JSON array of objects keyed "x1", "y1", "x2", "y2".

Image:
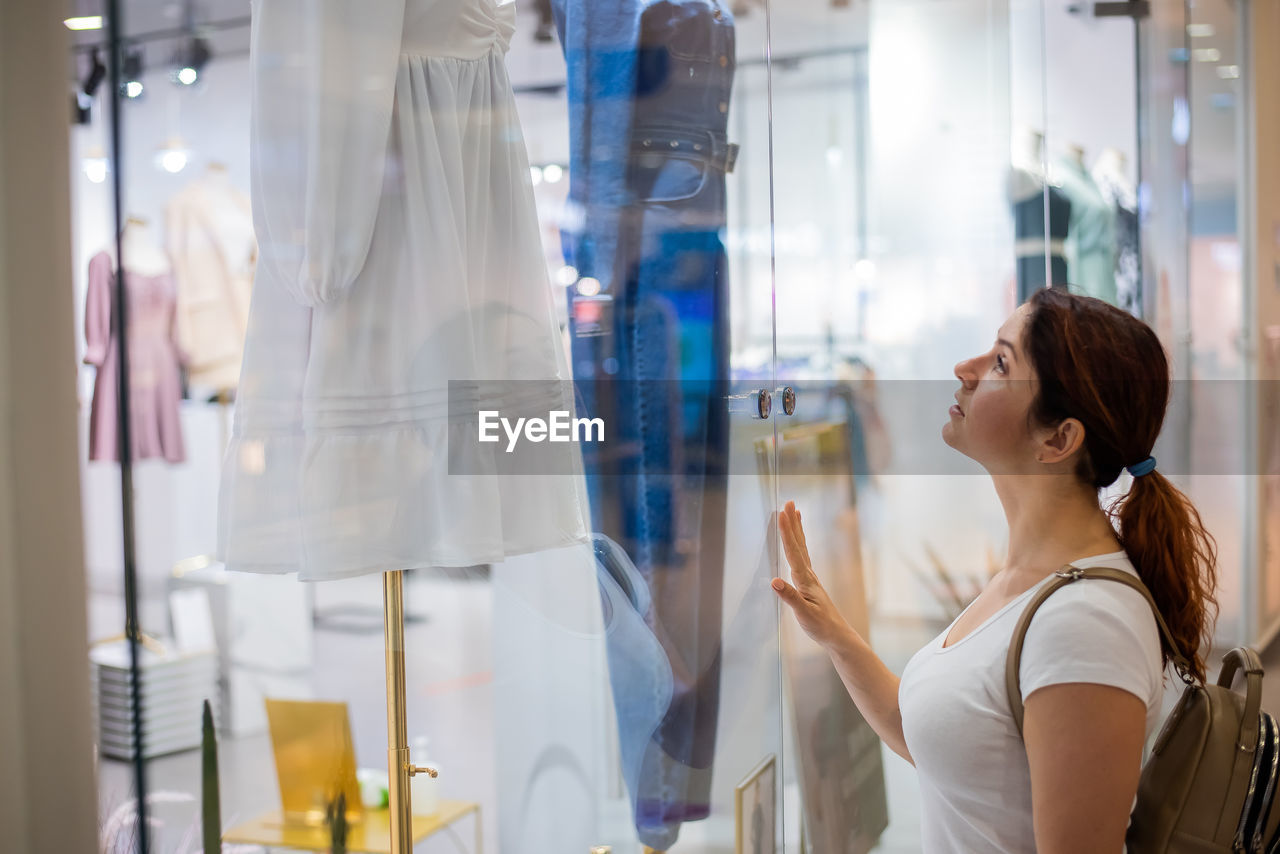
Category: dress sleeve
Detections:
[
  {"x1": 1019, "y1": 582, "x2": 1163, "y2": 705},
  {"x1": 165, "y1": 199, "x2": 196, "y2": 362},
  {"x1": 84, "y1": 252, "x2": 113, "y2": 366},
  {"x1": 249, "y1": 0, "x2": 405, "y2": 307}
]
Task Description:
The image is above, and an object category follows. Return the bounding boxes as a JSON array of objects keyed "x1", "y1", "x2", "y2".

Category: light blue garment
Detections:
[{"x1": 1054, "y1": 156, "x2": 1118, "y2": 305}]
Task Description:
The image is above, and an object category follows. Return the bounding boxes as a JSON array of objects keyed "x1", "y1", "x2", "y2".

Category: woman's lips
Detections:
[{"x1": 950, "y1": 404, "x2": 964, "y2": 417}]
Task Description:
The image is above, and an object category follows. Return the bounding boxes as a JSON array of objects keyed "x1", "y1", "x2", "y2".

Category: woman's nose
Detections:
[{"x1": 954, "y1": 358, "x2": 977, "y2": 385}]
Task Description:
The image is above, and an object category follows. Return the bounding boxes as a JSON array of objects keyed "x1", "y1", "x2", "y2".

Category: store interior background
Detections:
[{"x1": 66, "y1": 0, "x2": 1261, "y2": 851}]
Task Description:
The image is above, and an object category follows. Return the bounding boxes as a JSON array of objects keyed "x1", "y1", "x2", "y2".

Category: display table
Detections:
[{"x1": 222, "y1": 799, "x2": 481, "y2": 853}]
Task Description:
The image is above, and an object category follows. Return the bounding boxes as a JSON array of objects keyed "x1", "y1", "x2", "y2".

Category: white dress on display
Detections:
[{"x1": 220, "y1": 0, "x2": 590, "y2": 581}]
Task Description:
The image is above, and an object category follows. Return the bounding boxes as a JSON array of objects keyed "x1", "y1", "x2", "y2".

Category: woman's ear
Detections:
[{"x1": 1036, "y1": 417, "x2": 1087, "y2": 466}]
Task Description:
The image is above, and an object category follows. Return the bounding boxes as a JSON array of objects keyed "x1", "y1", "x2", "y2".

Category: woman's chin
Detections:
[{"x1": 941, "y1": 421, "x2": 956, "y2": 446}]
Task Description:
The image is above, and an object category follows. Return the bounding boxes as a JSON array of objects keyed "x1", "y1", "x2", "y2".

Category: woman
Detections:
[{"x1": 771, "y1": 288, "x2": 1218, "y2": 853}]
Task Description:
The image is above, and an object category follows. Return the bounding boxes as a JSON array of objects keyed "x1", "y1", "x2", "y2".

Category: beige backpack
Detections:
[{"x1": 1006, "y1": 565, "x2": 1278, "y2": 853}]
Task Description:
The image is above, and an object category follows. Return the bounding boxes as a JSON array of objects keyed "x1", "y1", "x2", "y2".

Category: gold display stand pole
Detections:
[{"x1": 384, "y1": 570, "x2": 437, "y2": 854}]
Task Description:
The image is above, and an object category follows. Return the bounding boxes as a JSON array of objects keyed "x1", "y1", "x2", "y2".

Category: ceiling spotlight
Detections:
[
  {"x1": 555, "y1": 265, "x2": 580, "y2": 286},
  {"x1": 73, "y1": 48, "x2": 108, "y2": 125},
  {"x1": 155, "y1": 137, "x2": 191, "y2": 174},
  {"x1": 83, "y1": 48, "x2": 107, "y2": 99},
  {"x1": 1194, "y1": 48, "x2": 1222, "y2": 63},
  {"x1": 64, "y1": 16, "x2": 104, "y2": 31},
  {"x1": 122, "y1": 47, "x2": 145, "y2": 98},
  {"x1": 1217, "y1": 65, "x2": 1241, "y2": 79},
  {"x1": 172, "y1": 36, "x2": 212, "y2": 85},
  {"x1": 543, "y1": 163, "x2": 564, "y2": 183},
  {"x1": 1186, "y1": 23, "x2": 1215, "y2": 38},
  {"x1": 83, "y1": 146, "x2": 109, "y2": 184},
  {"x1": 530, "y1": 166, "x2": 544, "y2": 186}
]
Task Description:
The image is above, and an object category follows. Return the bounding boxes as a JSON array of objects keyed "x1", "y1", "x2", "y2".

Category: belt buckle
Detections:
[{"x1": 725, "y1": 142, "x2": 739, "y2": 174}]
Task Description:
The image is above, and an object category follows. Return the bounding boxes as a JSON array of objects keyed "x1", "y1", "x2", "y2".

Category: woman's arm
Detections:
[
  {"x1": 1024, "y1": 683, "x2": 1146, "y2": 853},
  {"x1": 772, "y1": 502, "x2": 913, "y2": 763}
]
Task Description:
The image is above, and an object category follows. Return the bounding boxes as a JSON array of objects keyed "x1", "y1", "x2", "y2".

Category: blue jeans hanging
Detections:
[{"x1": 556, "y1": 1, "x2": 736, "y2": 849}]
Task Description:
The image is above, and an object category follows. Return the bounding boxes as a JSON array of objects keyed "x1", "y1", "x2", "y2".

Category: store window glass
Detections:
[
  {"x1": 64, "y1": 0, "x2": 1261, "y2": 852},
  {"x1": 1184, "y1": 0, "x2": 1250, "y2": 645}
]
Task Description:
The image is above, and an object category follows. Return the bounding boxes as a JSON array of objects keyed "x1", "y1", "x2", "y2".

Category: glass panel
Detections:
[
  {"x1": 768, "y1": 0, "x2": 1034, "y2": 850},
  {"x1": 1183, "y1": 0, "x2": 1249, "y2": 646},
  {"x1": 1252, "y1": 0, "x2": 1280, "y2": 647},
  {"x1": 81, "y1": 0, "x2": 786, "y2": 851},
  {"x1": 68, "y1": 1, "x2": 198, "y2": 848},
  {"x1": 545, "y1": 0, "x2": 785, "y2": 847},
  {"x1": 68, "y1": 0, "x2": 1243, "y2": 849}
]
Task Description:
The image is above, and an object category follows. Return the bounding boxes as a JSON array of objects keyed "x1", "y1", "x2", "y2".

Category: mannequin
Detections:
[
  {"x1": 85, "y1": 217, "x2": 186, "y2": 463},
  {"x1": 221, "y1": 4, "x2": 591, "y2": 847},
  {"x1": 1008, "y1": 126, "x2": 1070, "y2": 304},
  {"x1": 166, "y1": 162, "x2": 257, "y2": 395},
  {"x1": 1052, "y1": 142, "x2": 1118, "y2": 305},
  {"x1": 1010, "y1": 125, "x2": 1045, "y2": 179},
  {"x1": 1091, "y1": 147, "x2": 1140, "y2": 314},
  {"x1": 120, "y1": 216, "x2": 171, "y2": 276}
]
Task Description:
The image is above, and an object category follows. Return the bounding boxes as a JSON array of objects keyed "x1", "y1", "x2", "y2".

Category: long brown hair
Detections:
[{"x1": 1023, "y1": 288, "x2": 1218, "y2": 680}]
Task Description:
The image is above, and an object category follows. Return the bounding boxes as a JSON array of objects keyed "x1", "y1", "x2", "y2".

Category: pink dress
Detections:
[{"x1": 85, "y1": 251, "x2": 186, "y2": 463}]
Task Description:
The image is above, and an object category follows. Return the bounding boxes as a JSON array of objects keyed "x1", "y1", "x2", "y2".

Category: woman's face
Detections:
[{"x1": 942, "y1": 304, "x2": 1041, "y2": 472}]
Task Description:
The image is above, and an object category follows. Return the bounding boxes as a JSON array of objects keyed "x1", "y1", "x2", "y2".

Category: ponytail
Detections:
[{"x1": 1111, "y1": 471, "x2": 1219, "y2": 681}]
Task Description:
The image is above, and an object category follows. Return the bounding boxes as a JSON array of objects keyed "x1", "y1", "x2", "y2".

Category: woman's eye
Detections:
[{"x1": 995, "y1": 354, "x2": 1006, "y2": 373}]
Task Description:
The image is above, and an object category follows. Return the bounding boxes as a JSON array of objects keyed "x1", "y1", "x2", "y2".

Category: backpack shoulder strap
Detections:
[{"x1": 1005, "y1": 565, "x2": 1196, "y2": 738}]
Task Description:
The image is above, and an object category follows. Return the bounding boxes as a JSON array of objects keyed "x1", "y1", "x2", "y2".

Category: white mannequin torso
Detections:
[{"x1": 118, "y1": 220, "x2": 171, "y2": 277}]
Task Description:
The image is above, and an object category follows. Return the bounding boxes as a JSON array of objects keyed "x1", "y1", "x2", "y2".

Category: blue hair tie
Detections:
[{"x1": 1127, "y1": 456, "x2": 1157, "y2": 478}]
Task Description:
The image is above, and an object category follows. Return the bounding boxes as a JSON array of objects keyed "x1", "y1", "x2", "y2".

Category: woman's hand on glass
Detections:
[{"x1": 771, "y1": 501, "x2": 851, "y2": 651}]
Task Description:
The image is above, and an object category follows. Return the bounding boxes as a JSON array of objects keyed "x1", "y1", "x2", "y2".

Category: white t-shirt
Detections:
[{"x1": 898, "y1": 550, "x2": 1165, "y2": 853}]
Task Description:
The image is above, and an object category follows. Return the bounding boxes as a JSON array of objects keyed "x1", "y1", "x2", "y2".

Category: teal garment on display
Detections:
[
  {"x1": 1093, "y1": 168, "x2": 1141, "y2": 316},
  {"x1": 1054, "y1": 156, "x2": 1118, "y2": 305}
]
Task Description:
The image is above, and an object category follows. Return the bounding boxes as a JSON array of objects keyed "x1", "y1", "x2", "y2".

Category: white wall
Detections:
[{"x1": 0, "y1": 1, "x2": 99, "y2": 849}]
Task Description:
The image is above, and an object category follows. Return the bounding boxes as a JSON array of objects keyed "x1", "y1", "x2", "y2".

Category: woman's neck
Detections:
[{"x1": 993, "y1": 473, "x2": 1123, "y2": 579}]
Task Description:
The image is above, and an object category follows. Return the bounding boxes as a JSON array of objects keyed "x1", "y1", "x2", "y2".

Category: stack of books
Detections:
[{"x1": 90, "y1": 638, "x2": 219, "y2": 760}]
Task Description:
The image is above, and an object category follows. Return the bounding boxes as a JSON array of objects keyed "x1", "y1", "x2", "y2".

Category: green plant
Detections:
[
  {"x1": 201, "y1": 699, "x2": 221, "y2": 854},
  {"x1": 326, "y1": 792, "x2": 348, "y2": 854}
]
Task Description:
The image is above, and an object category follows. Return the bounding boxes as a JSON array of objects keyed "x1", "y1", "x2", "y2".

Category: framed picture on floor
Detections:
[{"x1": 735, "y1": 754, "x2": 777, "y2": 854}]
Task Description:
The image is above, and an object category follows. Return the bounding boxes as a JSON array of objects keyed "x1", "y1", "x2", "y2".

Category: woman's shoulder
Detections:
[
  {"x1": 1025, "y1": 551, "x2": 1161, "y2": 657},
  {"x1": 1020, "y1": 551, "x2": 1165, "y2": 703},
  {"x1": 1042, "y1": 552, "x2": 1153, "y2": 619}
]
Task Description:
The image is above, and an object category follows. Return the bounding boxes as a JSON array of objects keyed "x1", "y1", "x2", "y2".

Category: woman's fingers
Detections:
[
  {"x1": 771, "y1": 576, "x2": 802, "y2": 609},
  {"x1": 779, "y1": 518, "x2": 811, "y2": 580},
  {"x1": 779, "y1": 505, "x2": 815, "y2": 582},
  {"x1": 793, "y1": 508, "x2": 810, "y2": 555}
]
